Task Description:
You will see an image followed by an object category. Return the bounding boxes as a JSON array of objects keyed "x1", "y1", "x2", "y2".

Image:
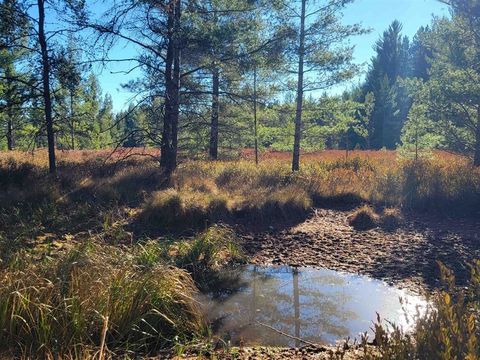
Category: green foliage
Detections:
[
  {"x1": 419, "y1": 10, "x2": 480, "y2": 163},
  {"x1": 176, "y1": 225, "x2": 243, "y2": 274},
  {"x1": 399, "y1": 78, "x2": 444, "y2": 159}
]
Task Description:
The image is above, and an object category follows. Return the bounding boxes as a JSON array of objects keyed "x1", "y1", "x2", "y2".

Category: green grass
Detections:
[{"x1": 0, "y1": 242, "x2": 205, "y2": 358}]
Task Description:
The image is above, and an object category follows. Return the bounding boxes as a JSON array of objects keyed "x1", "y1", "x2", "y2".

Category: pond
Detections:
[{"x1": 201, "y1": 265, "x2": 427, "y2": 347}]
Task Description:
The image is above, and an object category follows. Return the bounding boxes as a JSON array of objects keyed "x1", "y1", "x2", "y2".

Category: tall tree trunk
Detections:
[
  {"x1": 6, "y1": 117, "x2": 14, "y2": 151},
  {"x1": 160, "y1": 0, "x2": 181, "y2": 174},
  {"x1": 475, "y1": 105, "x2": 480, "y2": 166},
  {"x1": 70, "y1": 91, "x2": 75, "y2": 150},
  {"x1": 38, "y1": 0, "x2": 56, "y2": 174},
  {"x1": 209, "y1": 66, "x2": 220, "y2": 160},
  {"x1": 5, "y1": 67, "x2": 14, "y2": 151},
  {"x1": 171, "y1": 0, "x2": 181, "y2": 167},
  {"x1": 292, "y1": 0, "x2": 306, "y2": 172},
  {"x1": 160, "y1": 29, "x2": 174, "y2": 171},
  {"x1": 253, "y1": 64, "x2": 259, "y2": 165}
]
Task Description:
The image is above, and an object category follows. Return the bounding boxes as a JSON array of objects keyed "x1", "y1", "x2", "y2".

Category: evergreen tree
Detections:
[
  {"x1": 422, "y1": 3, "x2": 480, "y2": 165},
  {"x1": 364, "y1": 20, "x2": 411, "y2": 149},
  {"x1": 410, "y1": 26, "x2": 432, "y2": 80},
  {"x1": 0, "y1": 0, "x2": 29, "y2": 150},
  {"x1": 54, "y1": 36, "x2": 83, "y2": 150},
  {"x1": 282, "y1": 0, "x2": 367, "y2": 171}
]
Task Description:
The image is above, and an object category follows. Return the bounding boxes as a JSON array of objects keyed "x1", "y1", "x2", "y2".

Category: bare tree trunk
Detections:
[
  {"x1": 171, "y1": 0, "x2": 181, "y2": 168},
  {"x1": 160, "y1": 0, "x2": 181, "y2": 174},
  {"x1": 209, "y1": 66, "x2": 220, "y2": 160},
  {"x1": 475, "y1": 106, "x2": 480, "y2": 166},
  {"x1": 292, "y1": 0, "x2": 306, "y2": 172},
  {"x1": 70, "y1": 91, "x2": 75, "y2": 150},
  {"x1": 160, "y1": 26, "x2": 174, "y2": 171},
  {"x1": 253, "y1": 64, "x2": 259, "y2": 165},
  {"x1": 345, "y1": 133, "x2": 349, "y2": 161},
  {"x1": 5, "y1": 67, "x2": 14, "y2": 151},
  {"x1": 38, "y1": 0, "x2": 56, "y2": 174},
  {"x1": 6, "y1": 117, "x2": 14, "y2": 151},
  {"x1": 415, "y1": 125, "x2": 418, "y2": 162}
]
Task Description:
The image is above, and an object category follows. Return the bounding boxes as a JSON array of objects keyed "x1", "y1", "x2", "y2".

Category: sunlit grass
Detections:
[
  {"x1": 0, "y1": 149, "x2": 479, "y2": 357},
  {"x1": 0, "y1": 242, "x2": 205, "y2": 358}
]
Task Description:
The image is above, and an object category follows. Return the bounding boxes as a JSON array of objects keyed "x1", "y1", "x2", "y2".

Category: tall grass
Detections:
[
  {"x1": 0, "y1": 243, "x2": 204, "y2": 358},
  {"x1": 362, "y1": 262, "x2": 480, "y2": 359}
]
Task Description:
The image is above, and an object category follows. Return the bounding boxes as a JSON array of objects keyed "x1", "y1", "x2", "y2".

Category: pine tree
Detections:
[
  {"x1": 423, "y1": 1, "x2": 480, "y2": 165},
  {"x1": 0, "y1": 0, "x2": 29, "y2": 150},
  {"x1": 364, "y1": 20, "x2": 411, "y2": 149},
  {"x1": 281, "y1": 0, "x2": 366, "y2": 171}
]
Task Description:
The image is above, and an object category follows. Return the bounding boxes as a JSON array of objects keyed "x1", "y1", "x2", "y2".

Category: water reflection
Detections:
[{"x1": 201, "y1": 265, "x2": 427, "y2": 347}]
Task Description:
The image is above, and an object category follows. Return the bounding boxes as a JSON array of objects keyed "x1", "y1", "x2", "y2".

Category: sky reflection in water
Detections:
[{"x1": 202, "y1": 265, "x2": 427, "y2": 347}]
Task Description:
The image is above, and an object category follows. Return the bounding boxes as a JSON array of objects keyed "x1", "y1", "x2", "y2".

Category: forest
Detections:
[{"x1": 1, "y1": 0, "x2": 480, "y2": 359}]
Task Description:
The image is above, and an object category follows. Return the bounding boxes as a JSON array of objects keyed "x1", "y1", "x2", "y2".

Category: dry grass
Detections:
[
  {"x1": 0, "y1": 148, "x2": 478, "y2": 241},
  {"x1": 361, "y1": 262, "x2": 480, "y2": 360},
  {"x1": 0, "y1": 149, "x2": 479, "y2": 357},
  {"x1": 347, "y1": 205, "x2": 379, "y2": 231},
  {"x1": 0, "y1": 242, "x2": 204, "y2": 358}
]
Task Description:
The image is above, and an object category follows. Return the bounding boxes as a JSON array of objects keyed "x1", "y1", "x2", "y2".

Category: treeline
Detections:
[{"x1": 1, "y1": 0, "x2": 480, "y2": 172}]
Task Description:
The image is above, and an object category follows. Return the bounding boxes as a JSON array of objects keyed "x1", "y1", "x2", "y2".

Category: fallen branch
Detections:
[{"x1": 255, "y1": 321, "x2": 323, "y2": 348}]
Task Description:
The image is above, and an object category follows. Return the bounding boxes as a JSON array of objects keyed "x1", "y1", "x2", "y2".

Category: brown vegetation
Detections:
[{"x1": 0, "y1": 149, "x2": 479, "y2": 358}]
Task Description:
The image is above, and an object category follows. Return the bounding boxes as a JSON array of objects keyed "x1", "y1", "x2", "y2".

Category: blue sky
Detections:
[{"x1": 97, "y1": 0, "x2": 450, "y2": 112}]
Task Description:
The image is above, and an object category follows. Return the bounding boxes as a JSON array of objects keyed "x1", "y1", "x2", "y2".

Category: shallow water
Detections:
[{"x1": 201, "y1": 265, "x2": 427, "y2": 347}]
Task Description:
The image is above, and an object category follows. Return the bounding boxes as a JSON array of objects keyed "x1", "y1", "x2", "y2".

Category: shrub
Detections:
[
  {"x1": 362, "y1": 262, "x2": 480, "y2": 360},
  {"x1": 380, "y1": 207, "x2": 404, "y2": 231},
  {"x1": 348, "y1": 205, "x2": 379, "y2": 230}
]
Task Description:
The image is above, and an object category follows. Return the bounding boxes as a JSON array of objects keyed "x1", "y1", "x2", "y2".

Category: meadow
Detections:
[{"x1": 0, "y1": 149, "x2": 479, "y2": 359}]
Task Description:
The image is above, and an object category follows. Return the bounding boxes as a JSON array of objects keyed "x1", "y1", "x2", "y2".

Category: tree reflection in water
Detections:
[{"x1": 201, "y1": 265, "x2": 427, "y2": 347}]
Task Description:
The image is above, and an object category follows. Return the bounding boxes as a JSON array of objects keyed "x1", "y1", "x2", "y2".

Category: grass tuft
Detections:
[
  {"x1": 0, "y1": 243, "x2": 204, "y2": 358},
  {"x1": 348, "y1": 205, "x2": 379, "y2": 231}
]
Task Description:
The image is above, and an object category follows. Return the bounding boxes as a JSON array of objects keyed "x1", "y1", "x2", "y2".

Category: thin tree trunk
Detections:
[
  {"x1": 209, "y1": 66, "x2": 220, "y2": 160},
  {"x1": 292, "y1": 0, "x2": 306, "y2": 172},
  {"x1": 6, "y1": 117, "x2": 13, "y2": 151},
  {"x1": 415, "y1": 125, "x2": 418, "y2": 162},
  {"x1": 160, "y1": 27, "x2": 174, "y2": 171},
  {"x1": 160, "y1": 0, "x2": 181, "y2": 173},
  {"x1": 38, "y1": 0, "x2": 56, "y2": 174},
  {"x1": 70, "y1": 91, "x2": 75, "y2": 150},
  {"x1": 475, "y1": 105, "x2": 480, "y2": 166},
  {"x1": 171, "y1": 0, "x2": 181, "y2": 168},
  {"x1": 253, "y1": 64, "x2": 259, "y2": 165},
  {"x1": 5, "y1": 67, "x2": 14, "y2": 151},
  {"x1": 345, "y1": 133, "x2": 349, "y2": 160}
]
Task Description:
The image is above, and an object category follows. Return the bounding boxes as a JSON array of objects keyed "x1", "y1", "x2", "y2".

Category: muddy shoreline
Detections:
[{"x1": 241, "y1": 208, "x2": 480, "y2": 295}]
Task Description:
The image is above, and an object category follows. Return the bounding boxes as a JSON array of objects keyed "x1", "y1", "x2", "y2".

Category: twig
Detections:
[
  {"x1": 255, "y1": 321, "x2": 322, "y2": 348},
  {"x1": 99, "y1": 315, "x2": 109, "y2": 360}
]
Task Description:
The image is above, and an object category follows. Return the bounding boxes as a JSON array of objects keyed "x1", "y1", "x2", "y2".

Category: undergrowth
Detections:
[
  {"x1": 0, "y1": 242, "x2": 205, "y2": 358},
  {"x1": 361, "y1": 262, "x2": 480, "y2": 359},
  {"x1": 0, "y1": 150, "x2": 479, "y2": 358}
]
